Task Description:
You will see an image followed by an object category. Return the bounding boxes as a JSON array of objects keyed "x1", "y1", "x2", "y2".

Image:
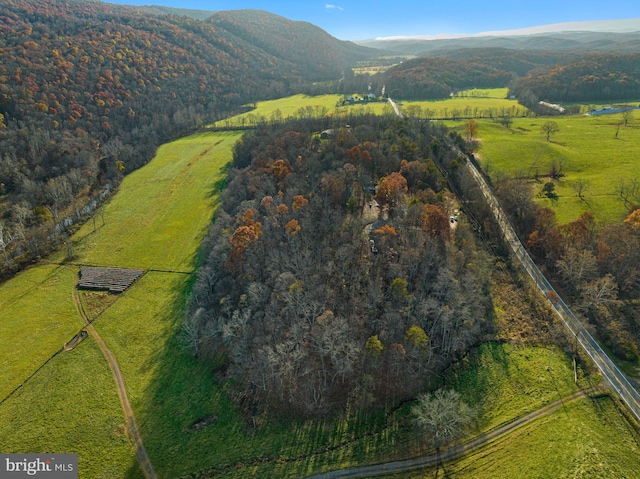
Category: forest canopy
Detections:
[{"x1": 186, "y1": 115, "x2": 491, "y2": 416}]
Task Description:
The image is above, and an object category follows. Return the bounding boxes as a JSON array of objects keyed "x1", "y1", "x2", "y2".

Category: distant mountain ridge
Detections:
[{"x1": 358, "y1": 19, "x2": 640, "y2": 56}]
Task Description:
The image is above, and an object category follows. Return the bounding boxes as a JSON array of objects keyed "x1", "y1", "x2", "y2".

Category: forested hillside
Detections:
[
  {"x1": 0, "y1": 0, "x2": 374, "y2": 277},
  {"x1": 431, "y1": 48, "x2": 580, "y2": 77},
  {"x1": 511, "y1": 53, "x2": 640, "y2": 102},
  {"x1": 209, "y1": 9, "x2": 378, "y2": 82},
  {"x1": 186, "y1": 115, "x2": 490, "y2": 416},
  {"x1": 384, "y1": 57, "x2": 512, "y2": 99}
]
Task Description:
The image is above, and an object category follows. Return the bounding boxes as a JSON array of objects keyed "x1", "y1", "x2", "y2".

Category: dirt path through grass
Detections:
[
  {"x1": 304, "y1": 389, "x2": 596, "y2": 479},
  {"x1": 72, "y1": 287, "x2": 157, "y2": 479}
]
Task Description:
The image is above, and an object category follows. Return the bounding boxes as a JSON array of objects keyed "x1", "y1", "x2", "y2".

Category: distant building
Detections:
[
  {"x1": 539, "y1": 101, "x2": 566, "y2": 113},
  {"x1": 320, "y1": 129, "x2": 334, "y2": 139}
]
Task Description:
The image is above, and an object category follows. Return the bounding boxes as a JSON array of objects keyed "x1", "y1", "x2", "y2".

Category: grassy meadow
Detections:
[
  {"x1": 213, "y1": 94, "x2": 393, "y2": 128},
  {"x1": 397, "y1": 88, "x2": 528, "y2": 119},
  {"x1": 53, "y1": 132, "x2": 241, "y2": 271},
  {"x1": 0, "y1": 336, "x2": 141, "y2": 477},
  {"x1": 0, "y1": 264, "x2": 81, "y2": 399},
  {"x1": 446, "y1": 114, "x2": 640, "y2": 224},
  {"x1": 380, "y1": 396, "x2": 640, "y2": 479}
]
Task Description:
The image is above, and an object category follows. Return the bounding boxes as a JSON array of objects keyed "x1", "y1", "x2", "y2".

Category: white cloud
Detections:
[{"x1": 325, "y1": 4, "x2": 344, "y2": 12}]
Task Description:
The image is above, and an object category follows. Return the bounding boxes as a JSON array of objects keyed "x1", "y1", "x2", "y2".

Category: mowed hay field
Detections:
[
  {"x1": 213, "y1": 93, "x2": 392, "y2": 128},
  {"x1": 447, "y1": 114, "x2": 640, "y2": 224}
]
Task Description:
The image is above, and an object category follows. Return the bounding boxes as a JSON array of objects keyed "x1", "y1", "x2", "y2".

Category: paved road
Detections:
[
  {"x1": 463, "y1": 158, "x2": 640, "y2": 423},
  {"x1": 305, "y1": 390, "x2": 594, "y2": 478},
  {"x1": 73, "y1": 288, "x2": 158, "y2": 479},
  {"x1": 387, "y1": 98, "x2": 403, "y2": 118}
]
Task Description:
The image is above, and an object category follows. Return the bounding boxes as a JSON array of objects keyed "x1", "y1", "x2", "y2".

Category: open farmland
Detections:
[
  {"x1": 397, "y1": 87, "x2": 528, "y2": 119},
  {"x1": 446, "y1": 114, "x2": 640, "y2": 224},
  {"x1": 213, "y1": 94, "x2": 392, "y2": 128},
  {"x1": 0, "y1": 110, "x2": 638, "y2": 479}
]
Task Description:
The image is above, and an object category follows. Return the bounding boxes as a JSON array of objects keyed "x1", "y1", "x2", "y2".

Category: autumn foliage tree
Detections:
[{"x1": 375, "y1": 172, "x2": 408, "y2": 212}]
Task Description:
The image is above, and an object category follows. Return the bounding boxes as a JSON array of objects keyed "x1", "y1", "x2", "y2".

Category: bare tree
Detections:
[
  {"x1": 0, "y1": 220, "x2": 13, "y2": 266},
  {"x1": 541, "y1": 121, "x2": 559, "y2": 141},
  {"x1": 412, "y1": 388, "x2": 474, "y2": 452},
  {"x1": 571, "y1": 178, "x2": 591, "y2": 200},
  {"x1": 580, "y1": 274, "x2": 619, "y2": 311},
  {"x1": 556, "y1": 246, "x2": 598, "y2": 292}
]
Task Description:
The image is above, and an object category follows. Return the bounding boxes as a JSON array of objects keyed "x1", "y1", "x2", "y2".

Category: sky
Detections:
[{"x1": 105, "y1": 0, "x2": 640, "y2": 41}]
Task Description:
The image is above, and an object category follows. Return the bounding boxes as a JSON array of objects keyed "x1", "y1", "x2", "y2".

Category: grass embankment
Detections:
[
  {"x1": 447, "y1": 115, "x2": 640, "y2": 224},
  {"x1": 213, "y1": 94, "x2": 392, "y2": 128}
]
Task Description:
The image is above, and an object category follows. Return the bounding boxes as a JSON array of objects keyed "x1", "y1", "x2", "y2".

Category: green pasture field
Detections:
[
  {"x1": 0, "y1": 264, "x2": 81, "y2": 400},
  {"x1": 445, "y1": 114, "x2": 640, "y2": 224},
  {"x1": 53, "y1": 131, "x2": 242, "y2": 271},
  {"x1": 380, "y1": 396, "x2": 640, "y2": 479},
  {"x1": 452, "y1": 87, "x2": 510, "y2": 98},
  {"x1": 213, "y1": 94, "x2": 392, "y2": 128},
  {"x1": 397, "y1": 90, "x2": 528, "y2": 120},
  {"x1": 0, "y1": 338, "x2": 141, "y2": 478},
  {"x1": 0, "y1": 132, "x2": 239, "y2": 477}
]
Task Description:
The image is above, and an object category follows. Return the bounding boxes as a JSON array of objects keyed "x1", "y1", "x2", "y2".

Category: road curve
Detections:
[
  {"x1": 305, "y1": 390, "x2": 594, "y2": 479},
  {"x1": 73, "y1": 288, "x2": 158, "y2": 479}
]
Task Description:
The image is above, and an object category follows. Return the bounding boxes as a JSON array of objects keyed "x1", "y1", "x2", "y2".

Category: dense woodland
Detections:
[
  {"x1": 186, "y1": 115, "x2": 491, "y2": 416},
  {"x1": 0, "y1": 0, "x2": 376, "y2": 277},
  {"x1": 382, "y1": 57, "x2": 512, "y2": 100}
]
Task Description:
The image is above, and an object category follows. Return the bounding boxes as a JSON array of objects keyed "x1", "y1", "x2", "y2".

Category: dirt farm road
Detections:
[
  {"x1": 305, "y1": 389, "x2": 596, "y2": 478},
  {"x1": 73, "y1": 287, "x2": 157, "y2": 479}
]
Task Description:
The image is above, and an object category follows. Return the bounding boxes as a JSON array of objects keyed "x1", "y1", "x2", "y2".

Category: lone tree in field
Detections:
[
  {"x1": 412, "y1": 389, "x2": 474, "y2": 452},
  {"x1": 541, "y1": 121, "x2": 560, "y2": 141},
  {"x1": 571, "y1": 178, "x2": 591, "y2": 200}
]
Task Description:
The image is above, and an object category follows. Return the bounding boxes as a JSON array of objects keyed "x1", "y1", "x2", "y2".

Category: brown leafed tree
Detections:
[{"x1": 375, "y1": 172, "x2": 408, "y2": 211}]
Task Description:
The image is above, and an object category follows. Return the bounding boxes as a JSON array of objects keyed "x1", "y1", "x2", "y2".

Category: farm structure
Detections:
[{"x1": 78, "y1": 266, "x2": 145, "y2": 293}]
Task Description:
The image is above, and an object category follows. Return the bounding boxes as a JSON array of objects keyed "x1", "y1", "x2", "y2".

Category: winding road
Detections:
[{"x1": 73, "y1": 287, "x2": 157, "y2": 479}]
